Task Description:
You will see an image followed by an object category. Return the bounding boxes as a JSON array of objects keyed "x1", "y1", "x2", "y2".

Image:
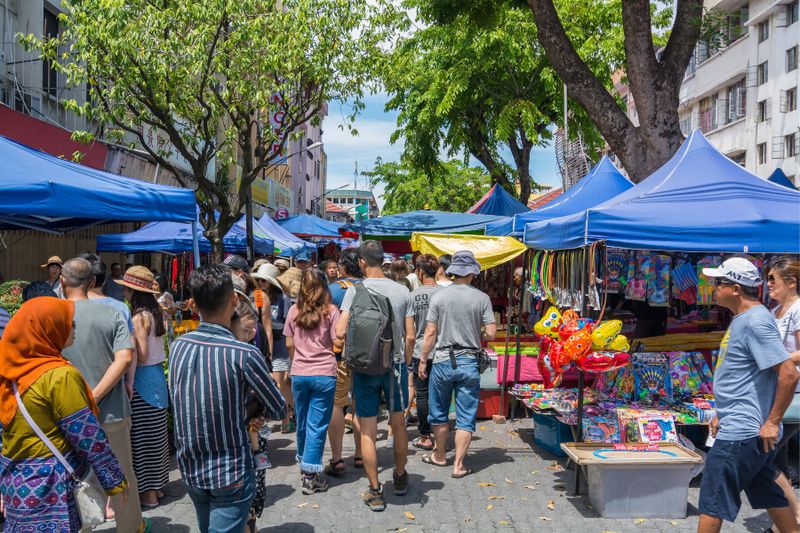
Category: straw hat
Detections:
[
  {"x1": 41, "y1": 256, "x2": 63, "y2": 268},
  {"x1": 114, "y1": 266, "x2": 159, "y2": 294},
  {"x1": 252, "y1": 263, "x2": 283, "y2": 292},
  {"x1": 274, "y1": 258, "x2": 290, "y2": 272},
  {"x1": 277, "y1": 267, "x2": 302, "y2": 299}
]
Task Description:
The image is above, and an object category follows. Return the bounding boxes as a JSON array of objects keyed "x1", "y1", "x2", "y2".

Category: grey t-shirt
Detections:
[
  {"x1": 410, "y1": 285, "x2": 443, "y2": 359},
  {"x1": 341, "y1": 277, "x2": 413, "y2": 359},
  {"x1": 714, "y1": 304, "x2": 789, "y2": 441},
  {"x1": 427, "y1": 284, "x2": 495, "y2": 364},
  {"x1": 92, "y1": 296, "x2": 134, "y2": 332},
  {"x1": 63, "y1": 300, "x2": 133, "y2": 424}
]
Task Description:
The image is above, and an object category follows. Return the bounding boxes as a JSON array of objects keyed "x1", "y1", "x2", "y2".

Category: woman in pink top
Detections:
[{"x1": 284, "y1": 268, "x2": 342, "y2": 495}]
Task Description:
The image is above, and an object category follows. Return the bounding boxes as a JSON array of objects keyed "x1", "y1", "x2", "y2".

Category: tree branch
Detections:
[{"x1": 660, "y1": 0, "x2": 704, "y2": 79}]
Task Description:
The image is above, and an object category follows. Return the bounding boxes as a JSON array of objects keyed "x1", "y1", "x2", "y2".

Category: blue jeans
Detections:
[
  {"x1": 292, "y1": 375, "x2": 336, "y2": 473},
  {"x1": 428, "y1": 356, "x2": 480, "y2": 433},
  {"x1": 352, "y1": 362, "x2": 409, "y2": 418},
  {"x1": 186, "y1": 468, "x2": 255, "y2": 533}
]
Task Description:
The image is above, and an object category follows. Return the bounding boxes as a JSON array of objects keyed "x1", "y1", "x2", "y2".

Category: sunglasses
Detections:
[{"x1": 713, "y1": 279, "x2": 736, "y2": 287}]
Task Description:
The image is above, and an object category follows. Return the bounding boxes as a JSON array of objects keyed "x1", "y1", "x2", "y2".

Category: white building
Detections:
[{"x1": 678, "y1": 0, "x2": 799, "y2": 184}]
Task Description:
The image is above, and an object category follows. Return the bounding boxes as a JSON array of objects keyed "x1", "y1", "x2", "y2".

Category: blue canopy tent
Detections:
[
  {"x1": 345, "y1": 210, "x2": 507, "y2": 240},
  {"x1": 0, "y1": 135, "x2": 201, "y2": 263},
  {"x1": 768, "y1": 168, "x2": 797, "y2": 190},
  {"x1": 276, "y1": 214, "x2": 344, "y2": 238},
  {"x1": 236, "y1": 215, "x2": 316, "y2": 257},
  {"x1": 97, "y1": 220, "x2": 274, "y2": 255},
  {"x1": 486, "y1": 156, "x2": 633, "y2": 236},
  {"x1": 467, "y1": 184, "x2": 530, "y2": 217},
  {"x1": 523, "y1": 130, "x2": 800, "y2": 253}
]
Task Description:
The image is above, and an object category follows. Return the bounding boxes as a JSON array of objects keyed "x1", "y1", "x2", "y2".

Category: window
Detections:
[
  {"x1": 757, "y1": 100, "x2": 768, "y2": 122},
  {"x1": 700, "y1": 97, "x2": 718, "y2": 132},
  {"x1": 787, "y1": 87, "x2": 798, "y2": 112},
  {"x1": 758, "y1": 143, "x2": 768, "y2": 165},
  {"x1": 757, "y1": 61, "x2": 768, "y2": 85},
  {"x1": 788, "y1": 46, "x2": 798, "y2": 72},
  {"x1": 787, "y1": 134, "x2": 798, "y2": 158},
  {"x1": 43, "y1": 9, "x2": 59, "y2": 97},
  {"x1": 727, "y1": 80, "x2": 746, "y2": 121},
  {"x1": 788, "y1": 1, "x2": 799, "y2": 25},
  {"x1": 757, "y1": 20, "x2": 769, "y2": 43}
]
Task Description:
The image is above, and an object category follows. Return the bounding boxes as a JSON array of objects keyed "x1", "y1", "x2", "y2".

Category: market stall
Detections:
[
  {"x1": 246, "y1": 214, "x2": 317, "y2": 257},
  {"x1": 467, "y1": 183, "x2": 530, "y2": 216},
  {"x1": 769, "y1": 167, "x2": 797, "y2": 190},
  {"x1": 276, "y1": 213, "x2": 344, "y2": 238}
]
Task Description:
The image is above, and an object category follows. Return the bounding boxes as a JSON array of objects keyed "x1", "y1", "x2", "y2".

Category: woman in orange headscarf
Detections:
[{"x1": 0, "y1": 297, "x2": 127, "y2": 532}]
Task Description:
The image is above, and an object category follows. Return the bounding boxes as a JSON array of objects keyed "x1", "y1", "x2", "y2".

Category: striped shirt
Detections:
[
  {"x1": 169, "y1": 322, "x2": 286, "y2": 489},
  {"x1": 0, "y1": 307, "x2": 9, "y2": 340}
]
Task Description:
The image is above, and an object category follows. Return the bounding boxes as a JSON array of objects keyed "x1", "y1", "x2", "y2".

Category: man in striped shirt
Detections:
[{"x1": 169, "y1": 264, "x2": 286, "y2": 533}]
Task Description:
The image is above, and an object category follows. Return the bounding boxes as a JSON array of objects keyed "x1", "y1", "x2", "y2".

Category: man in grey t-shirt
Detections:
[
  {"x1": 696, "y1": 258, "x2": 799, "y2": 532},
  {"x1": 419, "y1": 251, "x2": 496, "y2": 479},
  {"x1": 61, "y1": 258, "x2": 144, "y2": 532}
]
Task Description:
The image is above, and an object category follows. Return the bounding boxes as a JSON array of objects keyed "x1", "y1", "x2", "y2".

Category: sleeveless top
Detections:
[{"x1": 133, "y1": 311, "x2": 169, "y2": 409}]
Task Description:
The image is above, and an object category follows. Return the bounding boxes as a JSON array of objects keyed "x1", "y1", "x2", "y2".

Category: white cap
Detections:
[{"x1": 702, "y1": 257, "x2": 762, "y2": 287}]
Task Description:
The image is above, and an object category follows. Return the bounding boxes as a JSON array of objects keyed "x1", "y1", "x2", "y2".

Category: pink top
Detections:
[{"x1": 283, "y1": 304, "x2": 340, "y2": 377}]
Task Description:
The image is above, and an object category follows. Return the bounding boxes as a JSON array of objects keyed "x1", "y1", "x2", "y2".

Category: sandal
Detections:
[
  {"x1": 412, "y1": 436, "x2": 434, "y2": 450},
  {"x1": 353, "y1": 456, "x2": 364, "y2": 468},
  {"x1": 324, "y1": 458, "x2": 345, "y2": 476},
  {"x1": 451, "y1": 467, "x2": 473, "y2": 479},
  {"x1": 362, "y1": 484, "x2": 386, "y2": 512},
  {"x1": 421, "y1": 453, "x2": 448, "y2": 467}
]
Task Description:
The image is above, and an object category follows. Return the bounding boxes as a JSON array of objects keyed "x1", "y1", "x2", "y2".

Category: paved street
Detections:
[{"x1": 96, "y1": 417, "x2": 781, "y2": 533}]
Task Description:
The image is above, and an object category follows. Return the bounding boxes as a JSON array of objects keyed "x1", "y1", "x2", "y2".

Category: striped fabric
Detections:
[
  {"x1": 130, "y1": 391, "x2": 170, "y2": 492},
  {"x1": 0, "y1": 307, "x2": 9, "y2": 340},
  {"x1": 169, "y1": 322, "x2": 286, "y2": 490}
]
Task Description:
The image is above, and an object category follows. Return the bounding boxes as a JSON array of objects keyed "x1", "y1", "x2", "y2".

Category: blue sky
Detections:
[{"x1": 322, "y1": 93, "x2": 564, "y2": 207}]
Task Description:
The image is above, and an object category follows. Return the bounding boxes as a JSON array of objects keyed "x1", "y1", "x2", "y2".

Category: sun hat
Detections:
[
  {"x1": 252, "y1": 259, "x2": 269, "y2": 272},
  {"x1": 274, "y1": 258, "x2": 290, "y2": 272},
  {"x1": 231, "y1": 276, "x2": 258, "y2": 316},
  {"x1": 445, "y1": 250, "x2": 481, "y2": 277},
  {"x1": 277, "y1": 267, "x2": 302, "y2": 299},
  {"x1": 702, "y1": 257, "x2": 762, "y2": 287},
  {"x1": 114, "y1": 266, "x2": 160, "y2": 294},
  {"x1": 40, "y1": 256, "x2": 63, "y2": 268},
  {"x1": 253, "y1": 263, "x2": 283, "y2": 291},
  {"x1": 223, "y1": 254, "x2": 249, "y2": 272}
]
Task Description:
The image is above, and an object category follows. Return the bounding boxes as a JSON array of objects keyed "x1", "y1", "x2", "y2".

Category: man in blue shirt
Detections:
[{"x1": 698, "y1": 258, "x2": 799, "y2": 533}]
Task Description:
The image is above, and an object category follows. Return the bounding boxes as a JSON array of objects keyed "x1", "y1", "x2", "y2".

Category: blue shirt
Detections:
[
  {"x1": 714, "y1": 305, "x2": 789, "y2": 441},
  {"x1": 0, "y1": 307, "x2": 9, "y2": 340},
  {"x1": 329, "y1": 278, "x2": 359, "y2": 309},
  {"x1": 169, "y1": 322, "x2": 286, "y2": 489}
]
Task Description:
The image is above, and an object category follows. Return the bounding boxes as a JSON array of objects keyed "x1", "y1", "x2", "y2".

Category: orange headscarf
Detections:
[{"x1": 0, "y1": 297, "x2": 98, "y2": 427}]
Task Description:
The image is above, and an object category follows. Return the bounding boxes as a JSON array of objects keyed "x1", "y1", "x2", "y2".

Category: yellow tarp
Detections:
[{"x1": 410, "y1": 232, "x2": 526, "y2": 271}]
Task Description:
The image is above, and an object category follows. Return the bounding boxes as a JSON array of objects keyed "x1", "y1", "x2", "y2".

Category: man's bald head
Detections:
[{"x1": 61, "y1": 257, "x2": 94, "y2": 289}]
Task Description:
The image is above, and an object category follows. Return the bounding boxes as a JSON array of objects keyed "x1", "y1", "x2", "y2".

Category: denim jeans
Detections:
[
  {"x1": 292, "y1": 375, "x2": 336, "y2": 473},
  {"x1": 187, "y1": 468, "x2": 255, "y2": 533},
  {"x1": 428, "y1": 355, "x2": 480, "y2": 433},
  {"x1": 412, "y1": 358, "x2": 432, "y2": 436}
]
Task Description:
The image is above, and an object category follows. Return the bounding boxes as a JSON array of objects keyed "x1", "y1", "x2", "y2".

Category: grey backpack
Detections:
[{"x1": 344, "y1": 283, "x2": 395, "y2": 375}]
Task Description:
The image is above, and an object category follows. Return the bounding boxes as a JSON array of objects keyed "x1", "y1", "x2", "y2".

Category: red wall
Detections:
[{"x1": 0, "y1": 105, "x2": 108, "y2": 169}]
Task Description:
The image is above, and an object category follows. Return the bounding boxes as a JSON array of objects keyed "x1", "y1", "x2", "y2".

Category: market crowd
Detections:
[{"x1": 0, "y1": 247, "x2": 797, "y2": 533}]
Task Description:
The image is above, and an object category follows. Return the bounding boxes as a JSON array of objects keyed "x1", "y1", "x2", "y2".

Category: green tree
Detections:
[
  {"x1": 27, "y1": 0, "x2": 393, "y2": 260},
  {"x1": 363, "y1": 158, "x2": 491, "y2": 215}
]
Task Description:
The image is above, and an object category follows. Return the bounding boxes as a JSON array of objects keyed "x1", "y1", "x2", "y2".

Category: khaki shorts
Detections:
[{"x1": 334, "y1": 359, "x2": 353, "y2": 407}]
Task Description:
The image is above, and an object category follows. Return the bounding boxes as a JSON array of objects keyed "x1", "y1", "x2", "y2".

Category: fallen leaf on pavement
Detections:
[
  {"x1": 547, "y1": 461, "x2": 564, "y2": 471},
  {"x1": 464, "y1": 517, "x2": 472, "y2": 523},
  {"x1": 297, "y1": 502, "x2": 308, "y2": 508},
  {"x1": 670, "y1": 521, "x2": 679, "y2": 526},
  {"x1": 403, "y1": 511, "x2": 415, "y2": 521},
  {"x1": 634, "y1": 518, "x2": 647, "y2": 525},
  {"x1": 479, "y1": 426, "x2": 487, "y2": 430},
  {"x1": 500, "y1": 520, "x2": 510, "y2": 526},
  {"x1": 520, "y1": 497, "x2": 528, "y2": 502},
  {"x1": 486, "y1": 504, "x2": 494, "y2": 511},
  {"x1": 523, "y1": 485, "x2": 536, "y2": 490},
  {"x1": 311, "y1": 504, "x2": 319, "y2": 510},
  {"x1": 538, "y1": 516, "x2": 552, "y2": 521},
  {"x1": 478, "y1": 482, "x2": 496, "y2": 487},
  {"x1": 505, "y1": 478, "x2": 514, "y2": 484},
  {"x1": 530, "y1": 470, "x2": 539, "y2": 475},
  {"x1": 488, "y1": 496, "x2": 505, "y2": 500},
  {"x1": 547, "y1": 500, "x2": 555, "y2": 510},
  {"x1": 387, "y1": 528, "x2": 408, "y2": 533}
]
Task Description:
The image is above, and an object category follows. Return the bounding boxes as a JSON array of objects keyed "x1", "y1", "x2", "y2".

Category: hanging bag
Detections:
[{"x1": 12, "y1": 382, "x2": 107, "y2": 528}]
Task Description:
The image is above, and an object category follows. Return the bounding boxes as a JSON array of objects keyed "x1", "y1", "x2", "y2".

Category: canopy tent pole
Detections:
[{"x1": 191, "y1": 221, "x2": 201, "y2": 268}]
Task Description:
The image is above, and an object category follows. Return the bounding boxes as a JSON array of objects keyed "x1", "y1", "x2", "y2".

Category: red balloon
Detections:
[
  {"x1": 540, "y1": 335, "x2": 554, "y2": 353},
  {"x1": 558, "y1": 320, "x2": 582, "y2": 341},
  {"x1": 549, "y1": 341, "x2": 571, "y2": 373},
  {"x1": 576, "y1": 351, "x2": 631, "y2": 373},
  {"x1": 562, "y1": 309, "x2": 580, "y2": 322},
  {"x1": 537, "y1": 351, "x2": 562, "y2": 389},
  {"x1": 563, "y1": 328, "x2": 593, "y2": 362}
]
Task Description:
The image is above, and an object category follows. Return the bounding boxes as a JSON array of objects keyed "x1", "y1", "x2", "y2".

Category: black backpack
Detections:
[{"x1": 344, "y1": 282, "x2": 395, "y2": 375}]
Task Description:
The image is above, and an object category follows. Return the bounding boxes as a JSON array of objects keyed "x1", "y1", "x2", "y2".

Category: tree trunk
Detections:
[{"x1": 527, "y1": 0, "x2": 703, "y2": 182}]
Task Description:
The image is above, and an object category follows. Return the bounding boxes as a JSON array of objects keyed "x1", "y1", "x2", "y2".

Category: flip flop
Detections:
[
  {"x1": 412, "y1": 437, "x2": 434, "y2": 451},
  {"x1": 421, "y1": 453, "x2": 448, "y2": 467},
  {"x1": 451, "y1": 467, "x2": 473, "y2": 479}
]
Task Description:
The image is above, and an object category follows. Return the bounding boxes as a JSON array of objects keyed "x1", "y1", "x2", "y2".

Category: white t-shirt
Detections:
[{"x1": 772, "y1": 299, "x2": 800, "y2": 391}]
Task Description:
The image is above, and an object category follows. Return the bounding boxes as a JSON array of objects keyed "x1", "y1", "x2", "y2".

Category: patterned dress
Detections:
[{"x1": 0, "y1": 367, "x2": 126, "y2": 532}]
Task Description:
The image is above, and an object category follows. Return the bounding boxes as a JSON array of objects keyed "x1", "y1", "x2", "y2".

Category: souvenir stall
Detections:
[{"x1": 516, "y1": 130, "x2": 800, "y2": 515}]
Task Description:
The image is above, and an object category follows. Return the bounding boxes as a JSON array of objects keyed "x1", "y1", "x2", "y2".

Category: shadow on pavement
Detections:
[
  {"x1": 145, "y1": 516, "x2": 192, "y2": 532},
  {"x1": 260, "y1": 522, "x2": 315, "y2": 532},
  {"x1": 262, "y1": 483, "x2": 296, "y2": 508}
]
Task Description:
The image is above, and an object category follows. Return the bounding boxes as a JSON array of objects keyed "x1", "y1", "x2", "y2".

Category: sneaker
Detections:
[
  {"x1": 301, "y1": 473, "x2": 328, "y2": 494},
  {"x1": 393, "y1": 468, "x2": 408, "y2": 496},
  {"x1": 385, "y1": 436, "x2": 394, "y2": 449},
  {"x1": 363, "y1": 484, "x2": 386, "y2": 512}
]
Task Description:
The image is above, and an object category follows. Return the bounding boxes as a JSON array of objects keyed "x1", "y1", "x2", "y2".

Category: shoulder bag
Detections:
[{"x1": 12, "y1": 382, "x2": 107, "y2": 528}]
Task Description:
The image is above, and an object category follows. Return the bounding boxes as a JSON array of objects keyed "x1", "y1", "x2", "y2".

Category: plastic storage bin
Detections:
[
  {"x1": 532, "y1": 413, "x2": 573, "y2": 456},
  {"x1": 476, "y1": 390, "x2": 510, "y2": 419},
  {"x1": 561, "y1": 442, "x2": 702, "y2": 518}
]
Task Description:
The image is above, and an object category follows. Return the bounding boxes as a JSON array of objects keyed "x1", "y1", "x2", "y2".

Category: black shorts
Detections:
[{"x1": 698, "y1": 436, "x2": 789, "y2": 522}]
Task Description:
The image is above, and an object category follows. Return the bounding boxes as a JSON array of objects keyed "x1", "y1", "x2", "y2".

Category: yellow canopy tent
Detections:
[{"x1": 410, "y1": 232, "x2": 526, "y2": 271}]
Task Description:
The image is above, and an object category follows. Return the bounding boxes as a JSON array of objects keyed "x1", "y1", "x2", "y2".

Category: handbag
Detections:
[
  {"x1": 781, "y1": 316, "x2": 800, "y2": 424},
  {"x1": 12, "y1": 382, "x2": 107, "y2": 528}
]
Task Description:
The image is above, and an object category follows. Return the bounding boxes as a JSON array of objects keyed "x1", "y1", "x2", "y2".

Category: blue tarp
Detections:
[
  {"x1": 0, "y1": 135, "x2": 196, "y2": 231},
  {"x1": 276, "y1": 214, "x2": 344, "y2": 238},
  {"x1": 486, "y1": 156, "x2": 632, "y2": 236},
  {"x1": 523, "y1": 130, "x2": 800, "y2": 253},
  {"x1": 345, "y1": 210, "x2": 507, "y2": 239},
  {"x1": 768, "y1": 168, "x2": 797, "y2": 190},
  {"x1": 467, "y1": 184, "x2": 530, "y2": 217},
  {"x1": 97, "y1": 220, "x2": 274, "y2": 254},
  {"x1": 237, "y1": 215, "x2": 316, "y2": 257}
]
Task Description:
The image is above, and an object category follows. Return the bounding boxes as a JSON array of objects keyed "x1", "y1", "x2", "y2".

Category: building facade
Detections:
[
  {"x1": 679, "y1": 0, "x2": 799, "y2": 184},
  {"x1": 325, "y1": 189, "x2": 380, "y2": 220}
]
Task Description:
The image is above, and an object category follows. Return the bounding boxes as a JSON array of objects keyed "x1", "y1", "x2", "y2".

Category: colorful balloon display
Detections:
[
  {"x1": 591, "y1": 319, "x2": 623, "y2": 350},
  {"x1": 576, "y1": 350, "x2": 631, "y2": 373},
  {"x1": 608, "y1": 334, "x2": 630, "y2": 352},
  {"x1": 534, "y1": 306, "x2": 562, "y2": 339}
]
